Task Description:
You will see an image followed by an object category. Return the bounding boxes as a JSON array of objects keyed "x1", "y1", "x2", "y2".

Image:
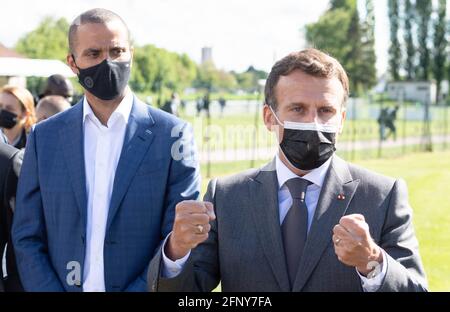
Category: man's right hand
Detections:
[{"x1": 165, "y1": 200, "x2": 216, "y2": 261}]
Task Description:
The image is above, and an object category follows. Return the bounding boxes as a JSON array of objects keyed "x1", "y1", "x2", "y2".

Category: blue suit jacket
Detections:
[{"x1": 12, "y1": 96, "x2": 200, "y2": 292}]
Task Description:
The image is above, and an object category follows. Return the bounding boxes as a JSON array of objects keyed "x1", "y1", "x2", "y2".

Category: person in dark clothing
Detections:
[
  {"x1": 385, "y1": 106, "x2": 399, "y2": 141},
  {"x1": 377, "y1": 107, "x2": 388, "y2": 141},
  {"x1": 203, "y1": 93, "x2": 211, "y2": 119},
  {"x1": 196, "y1": 97, "x2": 203, "y2": 117},
  {"x1": 39, "y1": 74, "x2": 74, "y2": 104},
  {"x1": 0, "y1": 142, "x2": 23, "y2": 292},
  {"x1": 218, "y1": 97, "x2": 226, "y2": 118}
]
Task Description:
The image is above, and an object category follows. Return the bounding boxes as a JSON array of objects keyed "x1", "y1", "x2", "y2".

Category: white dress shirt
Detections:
[
  {"x1": 82, "y1": 92, "x2": 133, "y2": 292},
  {"x1": 162, "y1": 153, "x2": 386, "y2": 291}
]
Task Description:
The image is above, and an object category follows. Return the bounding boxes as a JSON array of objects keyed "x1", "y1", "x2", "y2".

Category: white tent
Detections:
[{"x1": 0, "y1": 57, "x2": 75, "y2": 78}]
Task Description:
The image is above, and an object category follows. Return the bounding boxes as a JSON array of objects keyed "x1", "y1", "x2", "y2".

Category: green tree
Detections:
[
  {"x1": 305, "y1": 9, "x2": 352, "y2": 63},
  {"x1": 195, "y1": 61, "x2": 218, "y2": 91},
  {"x1": 415, "y1": 0, "x2": 432, "y2": 80},
  {"x1": 403, "y1": 0, "x2": 416, "y2": 80},
  {"x1": 234, "y1": 66, "x2": 268, "y2": 92},
  {"x1": 305, "y1": 0, "x2": 376, "y2": 94},
  {"x1": 15, "y1": 16, "x2": 69, "y2": 62},
  {"x1": 130, "y1": 44, "x2": 197, "y2": 101},
  {"x1": 330, "y1": 0, "x2": 355, "y2": 10},
  {"x1": 433, "y1": 0, "x2": 447, "y2": 103},
  {"x1": 357, "y1": 0, "x2": 377, "y2": 90},
  {"x1": 388, "y1": 0, "x2": 401, "y2": 81}
]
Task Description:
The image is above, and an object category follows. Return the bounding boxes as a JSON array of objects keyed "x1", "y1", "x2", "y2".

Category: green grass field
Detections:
[{"x1": 200, "y1": 151, "x2": 450, "y2": 291}]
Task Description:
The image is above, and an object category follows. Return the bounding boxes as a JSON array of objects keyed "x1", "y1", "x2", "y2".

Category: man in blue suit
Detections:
[{"x1": 12, "y1": 8, "x2": 200, "y2": 292}]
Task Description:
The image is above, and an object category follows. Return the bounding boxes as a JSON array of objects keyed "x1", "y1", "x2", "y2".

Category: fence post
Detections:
[
  {"x1": 445, "y1": 103, "x2": 448, "y2": 150},
  {"x1": 250, "y1": 93, "x2": 261, "y2": 168},
  {"x1": 351, "y1": 98, "x2": 357, "y2": 161},
  {"x1": 377, "y1": 94, "x2": 384, "y2": 158},
  {"x1": 422, "y1": 92, "x2": 433, "y2": 152},
  {"x1": 401, "y1": 89, "x2": 406, "y2": 155}
]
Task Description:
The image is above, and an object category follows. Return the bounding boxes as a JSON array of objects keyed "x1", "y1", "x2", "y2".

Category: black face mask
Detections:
[
  {"x1": 280, "y1": 126, "x2": 336, "y2": 171},
  {"x1": 0, "y1": 109, "x2": 19, "y2": 129},
  {"x1": 73, "y1": 56, "x2": 131, "y2": 101},
  {"x1": 271, "y1": 108, "x2": 338, "y2": 171}
]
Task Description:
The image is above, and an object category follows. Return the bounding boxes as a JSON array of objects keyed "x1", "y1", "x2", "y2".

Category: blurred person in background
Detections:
[
  {"x1": 0, "y1": 142, "x2": 23, "y2": 292},
  {"x1": 0, "y1": 86, "x2": 36, "y2": 150},
  {"x1": 39, "y1": 74, "x2": 74, "y2": 104},
  {"x1": 35, "y1": 95, "x2": 71, "y2": 123}
]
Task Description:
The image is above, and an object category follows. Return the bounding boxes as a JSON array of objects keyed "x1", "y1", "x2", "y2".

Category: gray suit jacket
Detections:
[{"x1": 148, "y1": 156, "x2": 427, "y2": 292}]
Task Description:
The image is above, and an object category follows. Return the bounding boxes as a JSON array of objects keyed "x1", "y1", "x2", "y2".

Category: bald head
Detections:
[
  {"x1": 68, "y1": 8, "x2": 131, "y2": 56},
  {"x1": 36, "y1": 96, "x2": 71, "y2": 122}
]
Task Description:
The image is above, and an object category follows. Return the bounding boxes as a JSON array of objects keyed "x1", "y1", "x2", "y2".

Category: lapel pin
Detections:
[{"x1": 337, "y1": 194, "x2": 346, "y2": 200}]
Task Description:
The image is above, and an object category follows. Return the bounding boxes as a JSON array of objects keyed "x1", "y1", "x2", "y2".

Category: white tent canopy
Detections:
[{"x1": 0, "y1": 57, "x2": 75, "y2": 78}]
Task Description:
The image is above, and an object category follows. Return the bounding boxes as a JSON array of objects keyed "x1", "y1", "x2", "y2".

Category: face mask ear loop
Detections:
[
  {"x1": 268, "y1": 105, "x2": 284, "y2": 127},
  {"x1": 71, "y1": 54, "x2": 81, "y2": 71}
]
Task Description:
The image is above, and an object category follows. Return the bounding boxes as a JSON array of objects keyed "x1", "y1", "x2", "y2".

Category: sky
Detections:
[{"x1": 0, "y1": 0, "x2": 391, "y2": 75}]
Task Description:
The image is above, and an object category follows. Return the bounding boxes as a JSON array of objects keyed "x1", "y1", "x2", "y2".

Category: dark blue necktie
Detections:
[{"x1": 282, "y1": 178, "x2": 312, "y2": 287}]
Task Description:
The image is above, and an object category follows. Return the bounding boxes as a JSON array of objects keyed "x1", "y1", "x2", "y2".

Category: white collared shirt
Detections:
[
  {"x1": 275, "y1": 152, "x2": 331, "y2": 229},
  {"x1": 82, "y1": 92, "x2": 133, "y2": 292}
]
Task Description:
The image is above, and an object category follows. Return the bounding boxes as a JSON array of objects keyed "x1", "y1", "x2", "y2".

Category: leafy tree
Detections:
[
  {"x1": 15, "y1": 16, "x2": 69, "y2": 62},
  {"x1": 388, "y1": 0, "x2": 401, "y2": 80},
  {"x1": 415, "y1": 0, "x2": 432, "y2": 80},
  {"x1": 305, "y1": 0, "x2": 377, "y2": 93},
  {"x1": 403, "y1": 0, "x2": 416, "y2": 80},
  {"x1": 433, "y1": 0, "x2": 447, "y2": 103}
]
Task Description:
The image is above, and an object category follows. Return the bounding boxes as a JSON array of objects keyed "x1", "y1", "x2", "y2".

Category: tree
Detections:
[
  {"x1": 343, "y1": 4, "x2": 364, "y2": 92},
  {"x1": 130, "y1": 44, "x2": 198, "y2": 104},
  {"x1": 388, "y1": 0, "x2": 401, "y2": 81},
  {"x1": 305, "y1": 9, "x2": 352, "y2": 63},
  {"x1": 15, "y1": 17, "x2": 69, "y2": 62},
  {"x1": 356, "y1": 0, "x2": 377, "y2": 91},
  {"x1": 14, "y1": 17, "x2": 71, "y2": 95},
  {"x1": 403, "y1": 0, "x2": 416, "y2": 80},
  {"x1": 433, "y1": 0, "x2": 447, "y2": 103},
  {"x1": 233, "y1": 66, "x2": 268, "y2": 92},
  {"x1": 330, "y1": 0, "x2": 355, "y2": 10},
  {"x1": 305, "y1": 0, "x2": 377, "y2": 94},
  {"x1": 415, "y1": 0, "x2": 432, "y2": 80}
]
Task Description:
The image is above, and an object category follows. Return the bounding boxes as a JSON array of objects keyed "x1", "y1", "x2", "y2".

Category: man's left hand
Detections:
[{"x1": 332, "y1": 214, "x2": 383, "y2": 276}]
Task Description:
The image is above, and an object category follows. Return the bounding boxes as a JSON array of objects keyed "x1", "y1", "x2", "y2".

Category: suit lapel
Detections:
[
  {"x1": 60, "y1": 102, "x2": 87, "y2": 229},
  {"x1": 248, "y1": 159, "x2": 291, "y2": 292},
  {"x1": 106, "y1": 97, "x2": 155, "y2": 230},
  {"x1": 292, "y1": 156, "x2": 360, "y2": 291}
]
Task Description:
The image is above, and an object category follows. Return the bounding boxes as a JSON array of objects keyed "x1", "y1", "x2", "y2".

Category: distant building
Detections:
[
  {"x1": 201, "y1": 47, "x2": 213, "y2": 64},
  {"x1": 386, "y1": 81, "x2": 437, "y2": 104}
]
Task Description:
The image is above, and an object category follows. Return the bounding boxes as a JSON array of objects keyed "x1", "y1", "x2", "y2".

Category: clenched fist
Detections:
[
  {"x1": 165, "y1": 200, "x2": 216, "y2": 261},
  {"x1": 332, "y1": 214, "x2": 383, "y2": 276}
]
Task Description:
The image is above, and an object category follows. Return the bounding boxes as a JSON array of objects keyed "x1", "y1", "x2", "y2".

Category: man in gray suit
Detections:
[{"x1": 148, "y1": 49, "x2": 427, "y2": 292}]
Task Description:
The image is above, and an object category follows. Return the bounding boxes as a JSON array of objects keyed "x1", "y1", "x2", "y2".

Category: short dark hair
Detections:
[
  {"x1": 264, "y1": 48, "x2": 350, "y2": 110},
  {"x1": 68, "y1": 8, "x2": 131, "y2": 55},
  {"x1": 42, "y1": 74, "x2": 73, "y2": 98}
]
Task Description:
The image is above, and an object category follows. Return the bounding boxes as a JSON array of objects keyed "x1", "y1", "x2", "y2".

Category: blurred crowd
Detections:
[{"x1": 0, "y1": 74, "x2": 73, "y2": 150}]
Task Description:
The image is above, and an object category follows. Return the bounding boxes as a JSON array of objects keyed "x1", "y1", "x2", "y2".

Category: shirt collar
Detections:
[
  {"x1": 82, "y1": 90, "x2": 133, "y2": 126},
  {"x1": 275, "y1": 152, "x2": 332, "y2": 190}
]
